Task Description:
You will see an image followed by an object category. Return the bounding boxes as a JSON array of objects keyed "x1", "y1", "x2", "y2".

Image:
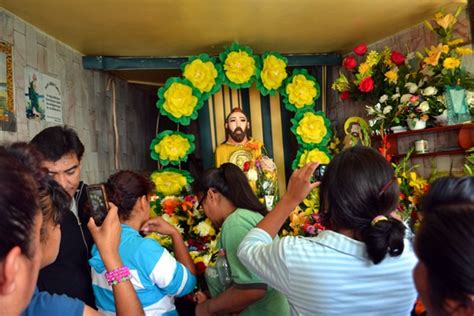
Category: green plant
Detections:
[{"x1": 464, "y1": 147, "x2": 474, "y2": 175}]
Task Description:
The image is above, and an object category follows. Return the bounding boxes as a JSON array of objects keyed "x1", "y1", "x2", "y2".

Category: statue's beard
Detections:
[{"x1": 227, "y1": 127, "x2": 246, "y2": 143}]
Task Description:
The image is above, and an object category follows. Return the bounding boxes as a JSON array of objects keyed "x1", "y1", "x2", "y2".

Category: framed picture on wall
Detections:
[{"x1": 0, "y1": 42, "x2": 16, "y2": 132}]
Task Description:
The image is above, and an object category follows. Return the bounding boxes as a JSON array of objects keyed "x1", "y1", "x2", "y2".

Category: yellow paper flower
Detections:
[
  {"x1": 154, "y1": 134, "x2": 190, "y2": 162},
  {"x1": 151, "y1": 171, "x2": 187, "y2": 196},
  {"x1": 163, "y1": 82, "x2": 198, "y2": 118},
  {"x1": 443, "y1": 57, "x2": 461, "y2": 70},
  {"x1": 286, "y1": 75, "x2": 317, "y2": 108},
  {"x1": 296, "y1": 112, "x2": 328, "y2": 144},
  {"x1": 455, "y1": 47, "x2": 473, "y2": 55},
  {"x1": 435, "y1": 13, "x2": 456, "y2": 30},
  {"x1": 193, "y1": 218, "x2": 216, "y2": 237},
  {"x1": 183, "y1": 59, "x2": 218, "y2": 93},
  {"x1": 224, "y1": 51, "x2": 256, "y2": 84},
  {"x1": 261, "y1": 55, "x2": 288, "y2": 90},
  {"x1": 385, "y1": 69, "x2": 398, "y2": 84},
  {"x1": 298, "y1": 149, "x2": 331, "y2": 167}
]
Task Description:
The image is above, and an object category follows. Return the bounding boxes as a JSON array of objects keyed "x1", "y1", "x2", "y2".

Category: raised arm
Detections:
[
  {"x1": 256, "y1": 163, "x2": 319, "y2": 238},
  {"x1": 141, "y1": 216, "x2": 197, "y2": 275},
  {"x1": 87, "y1": 203, "x2": 144, "y2": 316}
]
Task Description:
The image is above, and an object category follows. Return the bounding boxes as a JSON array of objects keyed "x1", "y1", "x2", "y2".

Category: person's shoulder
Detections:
[
  {"x1": 224, "y1": 208, "x2": 263, "y2": 228},
  {"x1": 23, "y1": 289, "x2": 85, "y2": 316}
]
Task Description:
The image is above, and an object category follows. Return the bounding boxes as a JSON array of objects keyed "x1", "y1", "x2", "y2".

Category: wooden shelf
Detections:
[
  {"x1": 374, "y1": 122, "x2": 473, "y2": 159},
  {"x1": 386, "y1": 123, "x2": 474, "y2": 139},
  {"x1": 392, "y1": 149, "x2": 467, "y2": 160}
]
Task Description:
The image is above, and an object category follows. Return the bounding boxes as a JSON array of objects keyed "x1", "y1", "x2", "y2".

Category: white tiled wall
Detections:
[{"x1": 0, "y1": 8, "x2": 158, "y2": 183}]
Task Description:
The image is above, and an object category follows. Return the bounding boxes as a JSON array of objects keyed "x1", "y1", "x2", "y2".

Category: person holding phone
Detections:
[
  {"x1": 0, "y1": 143, "x2": 144, "y2": 316},
  {"x1": 237, "y1": 146, "x2": 417, "y2": 315},
  {"x1": 89, "y1": 170, "x2": 196, "y2": 316},
  {"x1": 30, "y1": 126, "x2": 95, "y2": 307}
]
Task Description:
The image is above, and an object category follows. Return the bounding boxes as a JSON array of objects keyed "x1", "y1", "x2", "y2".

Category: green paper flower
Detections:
[
  {"x1": 256, "y1": 52, "x2": 288, "y2": 96},
  {"x1": 281, "y1": 69, "x2": 321, "y2": 112},
  {"x1": 181, "y1": 54, "x2": 224, "y2": 101},
  {"x1": 291, "y1": 111, "x2": 332, "y2": 148},
  {"x1": 156, "y1": 77, "x2": 203, "y2": 126},
  {"x1": 219, "y1": 42, "x2": 259, "y2": 89},
  {"x1": 292, "y1": 147, "x2": 332, "y2": 170},
  {"x1": 150, "y1": 168, "x2": 194, "y2": 196},
  {"x1": 150, "y1": 130, "x2": 195, "y2": 166}
]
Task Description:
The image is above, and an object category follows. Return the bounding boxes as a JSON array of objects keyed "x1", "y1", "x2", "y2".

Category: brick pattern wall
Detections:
[{"x1": 0, "y1": 9, "x2": 158, "y2": 183}]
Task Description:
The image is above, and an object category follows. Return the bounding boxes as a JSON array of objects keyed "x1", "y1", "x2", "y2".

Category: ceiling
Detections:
[{"x1": 0, "y1": 0, "x2": 467, "y2": 85}]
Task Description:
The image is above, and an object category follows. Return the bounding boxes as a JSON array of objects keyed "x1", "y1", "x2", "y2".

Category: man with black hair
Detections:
[{"x1": 30, "y1": 126, "x2": 95, "y2": 308}]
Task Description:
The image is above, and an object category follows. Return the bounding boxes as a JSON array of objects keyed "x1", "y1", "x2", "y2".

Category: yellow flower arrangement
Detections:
[
  {"x1": 443, "y1": 57, "x2": 461, "y2": 70},
  {"x1": 154, "y1": 134, "x2": 190, "y2": 162},
  {"x1": 183, "y1": 59, "x2": 218, "y2": 93},
  {"x1": 260, "y1": 54, "x2": 288, "y2": 90},
  {"x1": 434, "y1": 11, "x2": 456, "y2": 30},
  {"x1": 163, "y1": 82, "x2": 198, "y2": 118},
  {"x1": 150, "y1": 169, "x2": 189, "y2": 196},
  {"x1": 223, "y1": 51, "x2": 256, "y2": 84},
  {"x1": 150, "y1": 131, "x2": 195, "y2": 166},
  {"x1": 192, "y1": 218, "x2": 216, "y2": 237},
  {"x1": 295, "y1": 112, "x2": 329, "y2": 144},
  {"x1": 385, "y1": 69, "x2": 398, "y2": 84},
  {"x1": 286, "y1": 74, "x2": 318, "y2": 108},
  {"x1": 294, "y1": 148, "x2": 331, "y2": 169}
]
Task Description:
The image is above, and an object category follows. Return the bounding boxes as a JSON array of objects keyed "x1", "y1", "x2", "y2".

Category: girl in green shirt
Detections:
[{"x1": 193, "y1": 163, "x2": 290, "y2": 316}]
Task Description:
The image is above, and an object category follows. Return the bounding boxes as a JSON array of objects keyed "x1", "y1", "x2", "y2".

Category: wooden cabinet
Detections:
[{"x1": 384, "y1": 123, "x2": 473, "y2": 160}]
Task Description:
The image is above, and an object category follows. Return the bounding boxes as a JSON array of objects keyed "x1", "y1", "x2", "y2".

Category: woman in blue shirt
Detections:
[{"x1": 89, "y1": 170, "x2": 196, "y2": 316}]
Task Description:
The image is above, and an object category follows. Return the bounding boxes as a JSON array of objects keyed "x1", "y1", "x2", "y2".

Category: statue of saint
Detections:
[
  {"x1": 343, "y1": 116, "x2": 370, "y2": 149},
  {"x1": 214, "y1": 108, "x2": 263, "y2": 169}
]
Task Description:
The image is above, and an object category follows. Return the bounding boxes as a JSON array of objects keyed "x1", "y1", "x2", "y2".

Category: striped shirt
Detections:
[
  {"x1": 89, "y1": 224, "x2": 196, "y2": 316},
  {"x1": 238, "y1": 228, "x2": 417, "y2": 315}
]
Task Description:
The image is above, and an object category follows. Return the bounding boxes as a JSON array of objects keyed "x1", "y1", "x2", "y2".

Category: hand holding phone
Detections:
[
  {"x1": 313, "y1": 164, "x2": 327, "y2": 182},
  {"x1": 86, "y1": 184, "x2": 109, "y2": 226}
]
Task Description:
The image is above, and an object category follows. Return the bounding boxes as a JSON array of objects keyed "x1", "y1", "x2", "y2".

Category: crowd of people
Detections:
[{"x1": 0, "y1": 125, "x2": 472, "y2": 316}]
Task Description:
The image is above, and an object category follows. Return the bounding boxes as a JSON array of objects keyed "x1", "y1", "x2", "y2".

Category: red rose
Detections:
[
  {"x1": 342, "y1": 56, "x2": 357, "y2": 70},
  {"x1": 340, "y1": 91, "x2": 350, "y2": 101},
  {"x1": 243, "y1": 161, "x2": 250, "y2": 172},
  {"x1": 358, "y1": 77, "x2": 374, "y2": 93},
  {"x1": 391, "y1": 51, "x2": 406, "y2": 65},
  {"x1": 353, "y1": 43, "x2": 368, "y2": 56}
]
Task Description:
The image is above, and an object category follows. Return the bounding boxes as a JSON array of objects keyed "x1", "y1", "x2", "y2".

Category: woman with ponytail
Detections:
[
  {"x1": 238, "y1": 146, "x2": 417, "y2": 315},
  {"x1": 194, "y1": 163, "x2": 290, "y2": 316}
]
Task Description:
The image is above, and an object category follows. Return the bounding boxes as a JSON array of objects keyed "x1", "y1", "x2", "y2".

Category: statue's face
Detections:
[{"x1": 226, "y1": 111, "x2": 249, "y2": 143}]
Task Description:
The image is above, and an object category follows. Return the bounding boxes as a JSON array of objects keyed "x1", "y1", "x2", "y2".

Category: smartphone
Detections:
[
  {"x1": 86, "y1": 184, "x2": 109, "y2": 226},
  {"x1": 313, "y1": 164, "x2": 327, "y2": 182}
]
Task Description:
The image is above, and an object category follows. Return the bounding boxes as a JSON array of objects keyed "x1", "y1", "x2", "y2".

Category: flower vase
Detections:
[
  {"x1": 444, "y1": 86, "x2": 471, "y2": 125},
  {"x1": 407, "y1": 118, "x2": 426, "y2": 131},
  {"x1": 433, "y1": 109, "x2": 448, "y2": 126}
]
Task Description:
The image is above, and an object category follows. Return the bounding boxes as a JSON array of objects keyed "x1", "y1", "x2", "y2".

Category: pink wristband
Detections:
[{"x1": 105, "y1": 266, "x2": 131, "y2": 286}]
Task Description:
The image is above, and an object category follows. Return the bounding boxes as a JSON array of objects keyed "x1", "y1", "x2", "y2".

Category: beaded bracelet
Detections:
[{"x1": 105, "y1": 266, "x2": 132, "y2": 286}]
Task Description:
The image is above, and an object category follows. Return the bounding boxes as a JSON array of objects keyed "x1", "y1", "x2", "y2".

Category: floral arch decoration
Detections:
[{"x1": 151, "y1": 42, "x2": 332, "y2": 196}]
